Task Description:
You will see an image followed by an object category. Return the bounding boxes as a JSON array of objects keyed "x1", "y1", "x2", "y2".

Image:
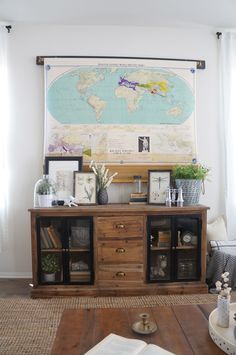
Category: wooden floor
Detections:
[{"x1": 0, "y1": 278, "x2": 32, "y2": 298}]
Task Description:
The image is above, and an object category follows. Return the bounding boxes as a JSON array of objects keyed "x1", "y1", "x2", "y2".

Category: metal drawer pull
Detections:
[
  {"x1": 116, "y1": 271, "x2": 125, "y2": 277},
  {"x1": 116, "y1": 248, "x2": 126, "y2": 253},
  {"x1": 116, "y1": 223, "x2": 125, "y2": 229}
]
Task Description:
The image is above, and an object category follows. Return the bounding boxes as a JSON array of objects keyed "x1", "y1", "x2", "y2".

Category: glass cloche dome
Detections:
[{"x1": 33, "y1": 175, "x2": 57, "y2": 207}]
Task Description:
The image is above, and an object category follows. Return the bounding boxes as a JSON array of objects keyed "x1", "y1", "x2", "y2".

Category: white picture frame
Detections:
[
  {"x1": 73, "y1": 172, "x2": 97, "y2": 205},
  {"x1": 148, "y1": 170, "x2": 171, "y2": 205}
]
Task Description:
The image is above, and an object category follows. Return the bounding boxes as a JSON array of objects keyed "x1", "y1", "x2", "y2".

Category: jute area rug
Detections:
[{"x1": 1, "y1": 293, "x2": 234, "y2": 355}]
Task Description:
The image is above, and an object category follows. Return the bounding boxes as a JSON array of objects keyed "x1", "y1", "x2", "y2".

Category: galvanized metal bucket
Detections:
[{"x1": 175, "y1": 179, "x2": 202, "y2": 205}]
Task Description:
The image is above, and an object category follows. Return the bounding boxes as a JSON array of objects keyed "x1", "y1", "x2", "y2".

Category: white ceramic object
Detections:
[
  {"x1": 38, "y1": 194, "x2": 53, "y2": 207},
  {"x1": 43, "y1": 273, "x2": 55, "y2": 282},
  {"x1": 217, "y1": 294, "x2": 231, "y2": 328},
  {"x1": 209, "y1": 303, "x2": 236, "y2": 354}
]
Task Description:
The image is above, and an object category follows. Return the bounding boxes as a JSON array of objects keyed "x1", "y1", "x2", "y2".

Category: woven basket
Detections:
[{"x1": 175, "y1": 179, "x2": 202, "y2": 205}]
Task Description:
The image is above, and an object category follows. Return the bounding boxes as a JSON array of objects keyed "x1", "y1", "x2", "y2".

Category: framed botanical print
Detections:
[
  {"x1": 148, "y1": 170, "x2": 171, "y2": 205},
  {"x1": 44, "y1": 156, "x2": 83, "y2": 200},
  {"x1": 73, "y1": 172, "x2": 97, "y2": 205}
]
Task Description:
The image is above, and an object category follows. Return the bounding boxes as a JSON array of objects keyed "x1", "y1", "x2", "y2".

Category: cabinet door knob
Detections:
[
  {"x1": 116, "y1": 223, "x2": 125, "y2": 229},
  {"x1": 116, "y1": 248, "x2": 126, "y2": 253},
  {"x1": 116, "y1": 271, "x2": 125, "y2": 277}
]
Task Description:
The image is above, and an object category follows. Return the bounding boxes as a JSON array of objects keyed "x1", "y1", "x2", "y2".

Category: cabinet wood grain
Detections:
[
  {"x1": 96, "y1": 216, "x2": 144, "y2": 238},
  {"x1": 29, "y1": 204, "x2": 209, "y2": 298},
  {"x1": 97, "y1": 240, "x2": 143, "y2": 263}
]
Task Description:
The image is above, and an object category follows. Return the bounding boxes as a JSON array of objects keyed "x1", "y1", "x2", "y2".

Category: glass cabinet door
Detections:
[
  {"x1": 175, "y1": 216, "x2": 201, "y2": 281},
  {"x1": 147, "y1": 217, "x2": 172, "y2": 282},
  {"x1": 37, "y1": 217, "x2": 64, "y2": 284},
  {"x1": 147, "y1": 214, "x2": 201, "y2": 283},
  {"x1": 37, "y1": 216, "x2": 94, "y2": 285},
  {"x1": 68, "y1": 217, "x2": 93, "y2": 284}
]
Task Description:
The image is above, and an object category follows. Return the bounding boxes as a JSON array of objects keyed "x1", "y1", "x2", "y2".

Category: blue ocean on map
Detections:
[{"x1": 46, "y1": 66, "x2": 195, "y2": 125}]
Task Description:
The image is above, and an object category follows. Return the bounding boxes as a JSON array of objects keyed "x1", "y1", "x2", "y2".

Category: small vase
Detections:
[
  {"x1": 97, "y1": 188, "x2": 108, "y2": 205},
  {"x1": 217, "y1": 294, "x2": 230, "y2": 327}
]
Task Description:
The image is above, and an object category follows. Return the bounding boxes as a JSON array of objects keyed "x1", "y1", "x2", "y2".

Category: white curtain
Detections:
[
  {"x1": 0, "y1": 25, "x2": 9, "y2": 251},
  {"x1": 219, "y1": 32, "x2": 236, "y2": 239}
]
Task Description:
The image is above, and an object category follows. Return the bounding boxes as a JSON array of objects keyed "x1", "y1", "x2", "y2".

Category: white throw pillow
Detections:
[{"x1": 207, "y1": 215, "x2": 228, "y2": 244}]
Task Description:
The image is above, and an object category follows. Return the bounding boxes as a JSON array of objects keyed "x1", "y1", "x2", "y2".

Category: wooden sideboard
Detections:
[{"x1": 29, "y1": 204, "x2": 209, "y2": 298}]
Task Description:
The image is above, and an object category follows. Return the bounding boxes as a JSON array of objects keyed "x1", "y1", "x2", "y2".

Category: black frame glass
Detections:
[{"x1": 44, "y1": 156, "x2": 83, "y2": 200}]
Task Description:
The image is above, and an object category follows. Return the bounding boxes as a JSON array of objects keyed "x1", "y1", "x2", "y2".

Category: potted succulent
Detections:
[
  {"x1": 172, "y1": 163, "x2": 209, "y2": 205},
  {"x1": 35, "y1": 175, "x2": 56, "y2": 207},
  {"x1": 41, "y1": 253, "x2": 60, "y2": 282}
]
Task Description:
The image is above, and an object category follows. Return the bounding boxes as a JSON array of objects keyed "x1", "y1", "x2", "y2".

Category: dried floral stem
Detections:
[
  {"x1": 215, "y1": 272, "x2": 231, "y2": 298},
  {"x1": 89, "y1": 161, "x2": 118, "y2": 190}
]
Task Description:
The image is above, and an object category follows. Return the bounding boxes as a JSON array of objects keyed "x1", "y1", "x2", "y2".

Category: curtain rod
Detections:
[
  {"x1": 36, "y1": 56, "x2": 206, "y2": 69},
  {"x1": 216, "y1": 32, "x2": 222, "y2": 39}
]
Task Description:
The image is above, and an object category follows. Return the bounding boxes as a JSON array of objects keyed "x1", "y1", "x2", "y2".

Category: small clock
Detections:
[{"x1": 180, "y1": 231, "x2": 194, "y2": 246}]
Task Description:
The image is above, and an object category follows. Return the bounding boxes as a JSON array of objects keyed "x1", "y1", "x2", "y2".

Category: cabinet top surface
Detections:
[{"x1": 29, "y1": 204, "x2": 209, "y2": 215}]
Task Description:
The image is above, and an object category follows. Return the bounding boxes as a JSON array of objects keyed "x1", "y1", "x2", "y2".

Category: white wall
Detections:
[{"x1": 0, "y1": 24, "x2": 222, "y2": 277}]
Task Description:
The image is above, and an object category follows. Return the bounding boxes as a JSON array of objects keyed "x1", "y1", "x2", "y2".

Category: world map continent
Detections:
[{"x1": 46, "y1": 67, "x2": 194, "y2": 125}]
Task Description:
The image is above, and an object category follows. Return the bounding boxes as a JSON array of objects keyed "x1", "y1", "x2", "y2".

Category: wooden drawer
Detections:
[
  {"x1": 97, "y1": 240, "x2": 143, "y2": 263},
  {"x1": 96, "y1": 216, "x2": 144, "y2": 238},
  {"x1": 97, "y1": 264, "x2": 143, "y2": 286}
]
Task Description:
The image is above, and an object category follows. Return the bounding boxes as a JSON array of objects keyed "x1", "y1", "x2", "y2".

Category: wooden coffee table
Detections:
[{"x1": 51, "y1": 304, "x2": 224, "y2": 355}]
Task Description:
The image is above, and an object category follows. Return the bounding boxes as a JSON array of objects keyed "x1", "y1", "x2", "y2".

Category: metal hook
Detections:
[{"x1": 5, "y1": 25, "x2": 12, "y2": 33}]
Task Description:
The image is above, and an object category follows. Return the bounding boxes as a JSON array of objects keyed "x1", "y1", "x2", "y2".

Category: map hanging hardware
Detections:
[{"x1": 36, "y1": 55, "x2": 206, "y2": 69}]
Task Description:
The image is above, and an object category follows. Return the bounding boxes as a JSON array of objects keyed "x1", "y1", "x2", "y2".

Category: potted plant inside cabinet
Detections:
[{"x1": 41, "y1": 253, "x2": 60, "y2": 282}]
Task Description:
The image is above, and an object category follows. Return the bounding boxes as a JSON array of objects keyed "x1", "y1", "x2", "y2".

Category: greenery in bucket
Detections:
[
  {"x1": 172, "y1": 164, "x2": 210, "y2": 181},
  {"x1": 41, "y1": 254, "x2": 60, "y2": 274}
]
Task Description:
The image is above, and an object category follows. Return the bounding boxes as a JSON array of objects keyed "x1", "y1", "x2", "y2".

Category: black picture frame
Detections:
[
  {"x1": 44, "y1": 156, "x2": 83, "y2": 200},
  {"x1": 148, "y1": 170, "x2": 172, "y2": 205}
]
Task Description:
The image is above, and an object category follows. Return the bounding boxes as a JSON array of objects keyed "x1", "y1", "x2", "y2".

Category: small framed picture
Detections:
[
  {"x1": 45, "y1": 156, "x2": 83, "y2": 200},
  {"x1": 148, "y1": 170, "x2": 171, "y2": 205},
  {"x1": 73, "y1": 172, "x2": 97, "y2": 205}
]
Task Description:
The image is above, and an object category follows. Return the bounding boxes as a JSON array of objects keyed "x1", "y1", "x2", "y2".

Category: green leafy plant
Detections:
[
  {"x1": 41, "y1": 254, "x2": 60, "y2": 274},
  {"x1": 36, "y1": 177, "x2": 56, "y2": 195},
  {"x1": 172, "y1": 164, "x2": 210, "y2": 180}
]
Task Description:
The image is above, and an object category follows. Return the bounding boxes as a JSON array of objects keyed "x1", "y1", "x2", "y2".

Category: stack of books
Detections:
[
  {"x1": 40, "y1": 226, "x2": 62, "y2": 249},
  {"x1": 158, "y1": 231, "x2": 171, "y2": 247},
  {"x1": 129, "y1": 193, "x2": 147, "y2": 205}
]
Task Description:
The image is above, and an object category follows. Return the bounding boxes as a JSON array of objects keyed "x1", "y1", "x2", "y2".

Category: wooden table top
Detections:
[{"x1": 51, "y1": 304, "x2": 224, "y2": 355}]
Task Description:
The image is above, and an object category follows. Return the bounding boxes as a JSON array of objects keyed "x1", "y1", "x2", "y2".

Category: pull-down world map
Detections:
[{"x1": 44, "y1": 57, "x2": 196, "y2": 163}]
